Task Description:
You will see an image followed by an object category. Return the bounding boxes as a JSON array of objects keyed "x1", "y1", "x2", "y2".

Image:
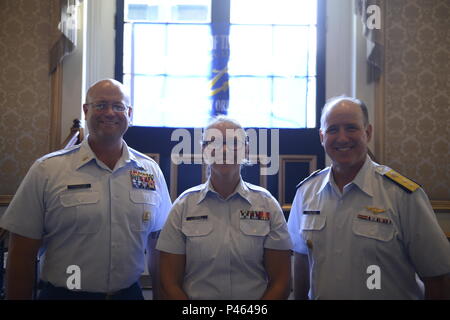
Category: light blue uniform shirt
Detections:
[
  {"x1": 288, "y1": 156, "x2": 450, "y2": 299},
  {"x1": 156, "y1": 179, "x2": 292, "y2": 300},
  {"x1": 0, "y1": 139, "x2": 171, "y2": 292}
]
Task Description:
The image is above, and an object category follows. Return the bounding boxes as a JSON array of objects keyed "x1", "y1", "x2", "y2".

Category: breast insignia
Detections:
[{"x1": 365, "y1": 206, "x2": 386, "y2": 214}]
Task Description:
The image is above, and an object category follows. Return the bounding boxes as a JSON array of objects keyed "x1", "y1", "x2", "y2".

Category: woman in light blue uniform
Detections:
[{"x1": 157, "y1": 116, "x2": 292, "y2": 300}]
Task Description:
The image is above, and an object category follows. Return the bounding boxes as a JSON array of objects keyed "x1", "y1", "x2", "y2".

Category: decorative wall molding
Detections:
[
  {"x1": 49, "y1": 64, "x2": 63, "y2": 152},
  {"x1": 0, "y1": 195, "x2": 13, "y2": 207},
  {"x1": 169, "y1": 154, "x2": 206, "y2": 201},
  {"x1": 278, "y1": 155, "x2": 317, "y2": 209},
  {"x1": 431, "y1": 201, "x2": 450, "y2": 213},
  {"x1": 374, "y1": 73, "x2": 385, "y2": 164}
]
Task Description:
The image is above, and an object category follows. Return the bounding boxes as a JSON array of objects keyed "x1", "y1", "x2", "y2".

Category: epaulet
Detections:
[
  {"x1": 178, "y1": 184, "x2": 205, "y2": 199},
  {"x1": 375, "y1": 166, "x2": 420, "y2": 193},
  {"x1": 245, "y1": 182, "x2": 271, "y2": 196},
  {"x1": 38, "y1": 144, "x2": 80, "y2": 161},
  {"x1": 296, "y1": 169, "x2": 324, "y2": 189},
  {"x1": 129, "y1": 148, "x2": 152, "y2": 161}
]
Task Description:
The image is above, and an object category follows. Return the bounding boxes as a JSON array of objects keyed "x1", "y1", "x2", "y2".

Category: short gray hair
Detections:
[
  {"x1": 202, "y1": 115, "x2": 245, "y2": 145},
  {"x1": 202, "y1": 115, "x2": 251, "y2": 167},
  {"x1": 320, "y1": 95, "x2": 369, "y2": 130}
]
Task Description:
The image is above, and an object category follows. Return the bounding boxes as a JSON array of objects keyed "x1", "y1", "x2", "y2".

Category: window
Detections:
[{"x1": 118, "y1": 0, "x2": 321, "y2": 128}]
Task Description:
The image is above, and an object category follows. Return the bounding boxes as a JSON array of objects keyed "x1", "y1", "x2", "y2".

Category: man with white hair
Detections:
[{"x1": 288, "y1": 96, "x2": 450, "y2": 299}]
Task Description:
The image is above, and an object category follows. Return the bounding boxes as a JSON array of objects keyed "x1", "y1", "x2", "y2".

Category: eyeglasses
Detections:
[
  {"x1": 203, "y1": 137, "x2": 247, "y2": 151},
  {"x1": 87, "y1": 102, "x2": 128, "y2": 113}
]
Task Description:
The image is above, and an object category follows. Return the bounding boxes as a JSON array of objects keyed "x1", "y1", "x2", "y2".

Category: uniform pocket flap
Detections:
[
  {"x1": 60, "y1": 191, "x2": 100, "y2": 207},
  {"x1": 301, "y1": 215, "x2": 326, "y2": 231},
  {"x1": 182, "y1": 221, "x2": 213, "y2": 237},
  {"x1": 130, "y1": 190, "x2": 160, "y2": 205},
  {"x1": 240, "y1": 220, "x2": 270, "y2": 236},
  {"x1": 352, "y1": 218, "x2": 394, "y2": 242}
]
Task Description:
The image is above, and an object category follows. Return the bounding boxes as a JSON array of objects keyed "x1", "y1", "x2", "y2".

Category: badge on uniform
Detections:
[
  {"x1": 143, "y1": 211, "x2": 150, "y2": 222},
  {"x1": 365, "y1": 206, "x2": 385, "y2": 214},
  {"x1": 130, "y1": 170, "x2": 156, "y2": 190},
  {"x1": 357, "y1": 214, "x2": 392, "y2": 225},
  {"x1": 240, "y1": 210, "x2": 270, "y2": 221}
]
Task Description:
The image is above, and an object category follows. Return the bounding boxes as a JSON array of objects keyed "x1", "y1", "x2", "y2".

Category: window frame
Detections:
[{"x1": 114, "y1": 0, "x2": 326, "y2": 130}]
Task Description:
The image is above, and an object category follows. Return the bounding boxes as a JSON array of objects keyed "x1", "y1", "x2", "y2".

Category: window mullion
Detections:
[{"x1": 210, "y1": 0, "x2": 231, "y2": 117}]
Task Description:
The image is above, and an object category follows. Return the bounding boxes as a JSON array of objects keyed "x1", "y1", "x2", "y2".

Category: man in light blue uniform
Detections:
[
  {"x1": 288, "y1": 96, "x2": 450, "y2": 299},
  {"x1": 0, "y1": 79, "x2": 171, "y2": 299}
]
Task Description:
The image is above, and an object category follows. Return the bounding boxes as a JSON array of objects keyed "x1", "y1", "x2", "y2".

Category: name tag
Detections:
[
  {"x1": 186, "y1": 215, "x2": 208, "y2": 221},
  {"x1": 67, "y1": 184, "x2": 91, "y2": 190},
  {"x1": 303, "y1": 210, "x2": 320, "y2": 215}
]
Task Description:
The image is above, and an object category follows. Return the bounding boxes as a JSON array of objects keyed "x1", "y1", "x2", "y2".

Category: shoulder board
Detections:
[
  {"x1": 376, "y1": 167, "x2": 420, "y2": 193},
  {"x1": 39, "y1": 144, "x2": 80, "y2": 161},
  {"x1": 296, "y1": 169, "x2": 325, "y2": 189},
  {"x1": 129, "y1": 148, "x2": 152, "y2": 161},
  {"x1": 178, "y1": 184, "x2": 205, "y2": 199},
  {"x1": 245, "y1": 182, "x2": 270, "y2": 194}
]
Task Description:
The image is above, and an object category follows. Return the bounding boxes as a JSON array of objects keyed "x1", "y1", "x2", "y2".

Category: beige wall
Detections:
[
  {"x1": 384, "y1": 0, "x2": 450, "y2": 201},
  {"x1": 1, "y1": 1, "x2": 449, "y2": 204},
  {"x1": 0, "y1": 0, "x2": 57, "y2": 194}
]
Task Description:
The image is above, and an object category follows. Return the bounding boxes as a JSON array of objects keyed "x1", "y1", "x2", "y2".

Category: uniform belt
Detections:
[{"x1": 39, "y1": 281, "x2": 142, "y2": 300}]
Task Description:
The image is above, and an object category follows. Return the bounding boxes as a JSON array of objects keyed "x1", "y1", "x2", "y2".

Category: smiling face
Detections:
[
  {"x1": 83, "y1": 80, "x2": 132, "y2": 144},
  {"x1": 205, "y1": 121, "x2": 244, "y2": 178},
  {"x1": 319, "y1": 100, "x2": 372, "y2": 174},
  {"x1": 201, "y1": 116, "x2": 250, "y2": 183}
]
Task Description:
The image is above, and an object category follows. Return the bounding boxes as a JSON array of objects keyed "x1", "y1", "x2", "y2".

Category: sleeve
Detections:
[
  {"x1": 151, "y1": 164, "x2": 172, "y2": 232},
  {"x1": 402, "y1": 188, "x2": 450, "y2": 277},
  {"x1": 0, "y1": 160, "x2": 47, "y2": 239},
  {"x1": 156, "y1": 200, "x2": 186, "y2": 255},
  {"x1": 287, "y1": 189, "x2": 308, "y2": 254},
  {"x1": 263, "y1": 195, "x2": 293, "y2": 251}
]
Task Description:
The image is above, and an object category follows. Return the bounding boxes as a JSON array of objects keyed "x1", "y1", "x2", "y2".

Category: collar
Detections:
[
  {"x1": 351, "y1": 156, "x2": 374, "y2": 197},
  {"x1": 197, "y1": 178, "x2": 252, "y2": 205},
  {"x1": 74, "y1": 136, "x2": 144, "y2": 171},
  {"x1": 317, "y1": 168, "x2": 332, "y2": 195},
  {"x1": 126, "y1": 144, "x2": 147, "y2": 170},
  {"x1": 74, "y1": 138, "x2": 97, "y2": 170},
  {"x1": 317, "y1": 156, "x2": 374, "y2": 197}
]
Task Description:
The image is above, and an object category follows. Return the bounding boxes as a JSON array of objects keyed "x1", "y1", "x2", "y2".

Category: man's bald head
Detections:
[
  {"x1": 320, "y1": 96, "x2": 369, "y2": 130},
  {"x1": 83, "y1": 79, "x2": 132, "y2": 145},
  {"x1": 85, "y1": 79, "x2": 131, "y2": 106}
]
